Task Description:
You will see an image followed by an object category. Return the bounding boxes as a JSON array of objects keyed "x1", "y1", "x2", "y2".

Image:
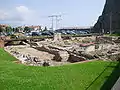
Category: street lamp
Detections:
[
  {"x1": 99, "y1": 16, "x2": 104, "y2": 34},
  {"x1": 109, "y1": 12, "x2": 120, "y2": 34},
  {"x1": 103, "y1": 12, "x2": 113, "y2": 35},
  {"x1": 101, "y1": 13, "x2": 112, "y2": 34},
  {"x1": 109, "y1": 12, "x2": 112, "y2": 35}
]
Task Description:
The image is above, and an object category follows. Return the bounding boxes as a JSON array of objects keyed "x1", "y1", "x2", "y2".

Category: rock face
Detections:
[{"x1": 93, "y1": 0, "x2": 120, "y2": 33}]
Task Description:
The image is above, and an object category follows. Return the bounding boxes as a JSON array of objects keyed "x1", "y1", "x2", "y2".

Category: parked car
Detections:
[
  {"x1": 32, "y1": 32, "x2": 41, "y2": 36},
  {"x1": 41, "y1": 30, "x2": 54, "y2": 36}
]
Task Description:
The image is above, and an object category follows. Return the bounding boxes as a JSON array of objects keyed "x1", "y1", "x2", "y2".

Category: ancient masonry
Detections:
[{"x1": 0, "y1": 38, "x2": 4, "y2": 48}]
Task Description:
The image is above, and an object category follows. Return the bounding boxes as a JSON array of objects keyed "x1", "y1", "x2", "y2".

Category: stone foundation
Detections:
[{"x1": 0, "y1": 40, "x2": 4, "y2": 48}]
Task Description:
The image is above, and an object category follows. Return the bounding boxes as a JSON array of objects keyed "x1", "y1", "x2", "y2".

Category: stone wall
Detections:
[{"x1": 0, "y1": 40, "x2": 4, "y2": 48}]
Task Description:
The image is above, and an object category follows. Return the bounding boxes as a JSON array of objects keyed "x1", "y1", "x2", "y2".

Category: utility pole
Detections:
[
  {"x1": 48, "y1": 15, "x2": 54, "y2": 31},
  {"x1": 110, "y1": 12, "x2": 112, "y2": 34},
  {"x1": 55, "y1": 15, "x2": 61, "y2": 30},
  {"x1": 48, "y1": 15, "x2": 61, "y2": 30},
  {"x1": 90, "y1": 26, "x2": 92, "y2": 33},
  {"x1": 56, "y1": 18, "x2": 62, "y2": 30}
]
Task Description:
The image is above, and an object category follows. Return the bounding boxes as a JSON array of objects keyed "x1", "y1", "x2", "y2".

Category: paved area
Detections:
[{"x1": 111, "y1": 77, "x2": 120, "y2": 90}]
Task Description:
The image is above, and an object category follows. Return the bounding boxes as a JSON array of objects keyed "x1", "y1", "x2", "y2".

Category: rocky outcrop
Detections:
[{"x1": 93, "y1": 0, "x2": 120, "y2": 33}]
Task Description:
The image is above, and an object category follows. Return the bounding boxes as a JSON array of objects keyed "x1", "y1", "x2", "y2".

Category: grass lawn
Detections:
[
  {"x1": 0, "y1": 48, "x2": 120, "y2": 90},
  {"x1": 105, "y1": 33, "x2": 120, "y2": 37}
]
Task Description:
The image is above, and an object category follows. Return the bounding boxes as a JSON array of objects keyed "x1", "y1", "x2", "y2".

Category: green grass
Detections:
[
  {"x1": 110, "y1": 33, "x2": 120, "y2": 36},
  {"x1": 105, "y1": 33, "x2": 120, "y2": 36},
  {"x1": 0, "y1": 48, "x2": 119, "y2": 90}
]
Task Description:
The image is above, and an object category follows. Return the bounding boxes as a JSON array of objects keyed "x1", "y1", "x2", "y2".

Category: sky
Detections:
[{"x1": 0, "y1": 0, "x2": 106, "y2": 28}]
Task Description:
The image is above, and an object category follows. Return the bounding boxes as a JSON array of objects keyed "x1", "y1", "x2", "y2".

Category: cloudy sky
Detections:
[{"x1": 0, "y1": 0, "x2": 106, "y2": 28}]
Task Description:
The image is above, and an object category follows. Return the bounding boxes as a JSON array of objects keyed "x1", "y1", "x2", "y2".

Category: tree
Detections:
[
  {"x1": 18, "y1": 27, "x2": 24, "y2": 32},
  {"x1": 43, "y1": 26, "x2": 48, "y2": 31},
  {"x1": 14, "y1": 28, "x2": 19, "y2": 33},
  {"x1": 0, "y1": 27, "x2": 3, "y2": 33},
  {"x1": 0, "y1": 27, "x2": 5, "y2": 34},
  {"x1": 5, "y1": 26, "x2": 13, "y2": 33},
  {"x1": 13, "y1": 28, "x2": 15, "y2": 32},
  {"x1": 24, "y1": 27, "x2": 31, "y2": 33}
]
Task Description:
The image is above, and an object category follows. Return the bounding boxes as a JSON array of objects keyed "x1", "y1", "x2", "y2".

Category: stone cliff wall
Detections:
[{"x1": 93, "y1": 0, "x2": 120, "y2": 33}]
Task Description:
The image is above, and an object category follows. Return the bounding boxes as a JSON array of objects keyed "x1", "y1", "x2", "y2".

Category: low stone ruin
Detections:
[
  {"x1": 4, "y1": 35, "x2": 120, "y2": 66},
  {"x1": 6, "y1": 49, "x2": 52, "y2": 66},
  {"x1": 35, "y1": 45, "x2": 86, "y2": 62},
  {"x1": 53, "y1": 33, "x2": 65, "y2": 46}
]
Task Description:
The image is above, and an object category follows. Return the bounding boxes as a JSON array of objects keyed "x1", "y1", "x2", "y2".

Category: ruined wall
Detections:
[{"x1": 0, "y1": 40, "x2": 4, "y2": 48}]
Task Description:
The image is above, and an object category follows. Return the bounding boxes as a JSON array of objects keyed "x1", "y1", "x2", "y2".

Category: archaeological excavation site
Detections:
[{"x1": 3, "y1": 33, "x2": 120, "y2": 67}]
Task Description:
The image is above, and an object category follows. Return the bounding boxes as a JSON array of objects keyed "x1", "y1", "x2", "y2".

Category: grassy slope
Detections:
[{"x1": 0, "y1": 48, "x2": 119, "y2": 90}]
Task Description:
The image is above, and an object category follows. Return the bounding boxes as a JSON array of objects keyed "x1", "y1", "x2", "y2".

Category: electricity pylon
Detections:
[{"x1": 48, "y1": 15, "x2": 61, "y2": 30}]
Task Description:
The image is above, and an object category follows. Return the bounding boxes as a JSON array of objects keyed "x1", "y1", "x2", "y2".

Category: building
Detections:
[
  {"x1": 0, "y1": 24, "x2": 9, "y2": 30},
  {"x1": 18, "y1": 25, "x2": 41, "y2": 32},
  {"x1": 29, "y1": 25, "x2": 41, "y2": 31},
  {"x1": 16, "y1": 25, "x2": 42, "y2": 33},
  {"x1": 57, "y1": 26, "x2": 92, "y2": 32},
  {"x1": 60, "y1": 26, "x2": 93, "y2": 30},
  {"x1": 56, "y1": 26, "x2": 93, "y2": 34}
]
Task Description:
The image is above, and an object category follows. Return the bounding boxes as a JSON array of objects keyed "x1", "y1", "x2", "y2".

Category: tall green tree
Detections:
[
  {"x1": 13, "y1": 28, "x2": 15, "y2": 32},
  {"x1": 14, "y1": 28, "x2": 19, "y2": 33},
  {"x1": 0, "y1": 27, "x2": 5, "y2": 34},
  {"x1": 24, "y1": 27, "x2": 31, "y2": 33},
  {"x1": 43, "y1": 26, "x2": 48, "y2": 31},
  {"x1": 5, "y1": 26, "x2": 13, "y2": 33}
]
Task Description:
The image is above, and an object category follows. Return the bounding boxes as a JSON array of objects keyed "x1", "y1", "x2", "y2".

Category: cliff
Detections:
[{"x1": 93, "y1": 0, "x2": 120, "y2": 33}]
